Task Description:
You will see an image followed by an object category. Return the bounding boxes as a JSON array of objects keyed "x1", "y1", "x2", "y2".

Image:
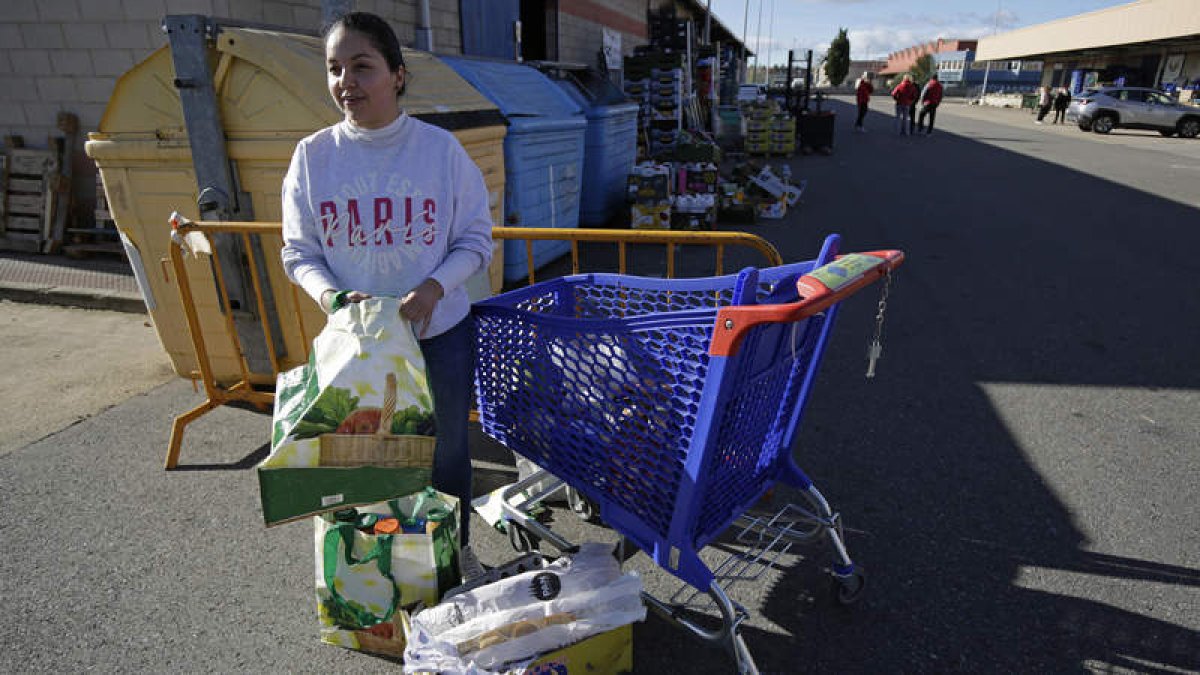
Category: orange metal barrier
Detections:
[{"x1": 164, "y1": 218, "x2": 782, "y2": 469}]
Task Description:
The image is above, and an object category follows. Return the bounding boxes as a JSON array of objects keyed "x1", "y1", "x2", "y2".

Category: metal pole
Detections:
[
  {"x1": 741, "y1": 0, "x2": 751, "y2": 81},
  {"x1": 163, "y1": 15, "x2": 282, "y2": 374},
  {"x1": 766, "y1": 0, "x2": 775, "y2": 86},
  {"x1": 705, "y1": 0, "x2": 712, "y2": 45},
  {"x1": 979, "y1": 59, "x2": 991, "y2": 104},
  {"x1": 415, "y1": 0, "x2": 434, "y2": 52},
  {"x1": 753, "y1": 0, "x2": 764, "y2": 83}
]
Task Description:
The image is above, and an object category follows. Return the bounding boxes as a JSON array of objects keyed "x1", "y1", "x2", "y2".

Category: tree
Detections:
[
  {"x1": 824, "y1": 28, "x2": 850, "y2": 87},
  {"x1": 909, "y1": 54, "x2": 936, "y2": 85}
]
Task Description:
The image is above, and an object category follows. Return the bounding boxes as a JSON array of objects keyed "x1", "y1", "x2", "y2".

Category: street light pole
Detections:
[{"x1": 741, "y1": 0, "x2": 751, "y2": 80}]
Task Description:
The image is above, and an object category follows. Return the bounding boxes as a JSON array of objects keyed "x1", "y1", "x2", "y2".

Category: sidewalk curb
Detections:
[{"x1": 0, "y1": 281, "x2": 147, "y2": 314}]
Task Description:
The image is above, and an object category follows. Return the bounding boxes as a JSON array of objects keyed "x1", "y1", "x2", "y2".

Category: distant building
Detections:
[
  {"x1": 934, "y1": 51, "x2": 1043, "y2": 92},
  {"x1": 977, "y1": 0, "x2": 1200, "y2": 101},
  {"x1": 880, "y1": 39, "x2": 978, "y2": 76},
  {"x1": 814, "y1": 60, "x2": 886, "y2": 87}
]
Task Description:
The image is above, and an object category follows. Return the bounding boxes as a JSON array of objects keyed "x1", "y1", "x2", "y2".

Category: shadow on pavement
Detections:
[{"x1": 710, "y1": 98, "x2": 1200, "y2": 672}]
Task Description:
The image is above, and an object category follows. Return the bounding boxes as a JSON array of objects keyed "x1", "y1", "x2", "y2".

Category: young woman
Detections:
[{"x1": 280, "y1": 11, "x2": 493, "y2": 545}]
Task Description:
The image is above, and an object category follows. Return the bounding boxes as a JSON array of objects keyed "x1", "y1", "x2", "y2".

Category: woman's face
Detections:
[{"x1": 325, "y1": 25, "x2": 405, "y2": 129}]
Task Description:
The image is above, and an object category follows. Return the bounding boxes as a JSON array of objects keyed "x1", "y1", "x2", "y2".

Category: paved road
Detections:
[
  {"x1": 0, "y1": 301, "x2": 172, "y2": 453},
  {"x1": 2, "y1": 99, "x2": 1197, "y2": 673}
]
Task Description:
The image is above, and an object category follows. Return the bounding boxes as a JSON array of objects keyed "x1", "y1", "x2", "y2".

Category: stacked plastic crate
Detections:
[
  {"x1": 649, "y1": 64, "x2": 683, "y2": 155},
  {"x1": 744, "y1": 104, "x2": 772, "y2": 155},
  {"x1": 671, "y1": 161, "x2": 718, "y2": 231},
  {"x1": 626, "y1": 162, "x2": 672, "y2": 229},
  {"x1": 769, "y1": 114, "x2": 796, "y2": 156}
]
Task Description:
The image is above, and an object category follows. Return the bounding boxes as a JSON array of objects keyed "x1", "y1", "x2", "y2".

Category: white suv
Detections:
[
  {"x1": 737, "y1": 84, "x2": 766, "y2": 103},
  {"x1": 1067, "y1": 87, "x2": 1200, "y2": 138}
]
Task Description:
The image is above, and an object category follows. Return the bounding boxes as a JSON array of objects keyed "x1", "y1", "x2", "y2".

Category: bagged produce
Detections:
[
  {"x1": 315, "y1": 487, "x2": 461, "y2": 656},
  {"x1": 259, "y1": 297, "x2": 436, "y2": 525},
  {"x1": 403, "y1": 543, "x2": 645, "y2": 673}
]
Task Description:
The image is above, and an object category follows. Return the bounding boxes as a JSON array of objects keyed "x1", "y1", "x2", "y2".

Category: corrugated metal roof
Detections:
[{"x1": 976, "y1": 0, "x2": 1200, "y2": 61}]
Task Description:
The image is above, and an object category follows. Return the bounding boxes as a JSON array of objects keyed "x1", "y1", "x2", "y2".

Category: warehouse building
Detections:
[{"x1": 976, "y1": 0, "x2": 1200, "y2": 101}]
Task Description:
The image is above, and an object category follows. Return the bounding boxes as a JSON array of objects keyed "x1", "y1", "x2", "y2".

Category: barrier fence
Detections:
[{"x1": 164, "y1": 217, "x2": 782, "y2": 469}]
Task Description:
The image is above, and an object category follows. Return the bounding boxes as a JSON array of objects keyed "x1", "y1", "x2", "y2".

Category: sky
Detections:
[{"x1": 704, "y1": 0, "x2": 1135, "y2": 65}]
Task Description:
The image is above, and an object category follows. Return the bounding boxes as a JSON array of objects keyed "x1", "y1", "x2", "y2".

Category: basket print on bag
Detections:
[
  {"x1": 259, "y1": 297, "x2": 437, "y2": 526},
  {"x1": 315, "y1": 488, "x2": 461, "y2": 657}
]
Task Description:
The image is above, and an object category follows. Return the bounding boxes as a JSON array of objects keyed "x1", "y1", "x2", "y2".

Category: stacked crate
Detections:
[
  {"x1": 64, "y1": 172, "x2": 124, "y2": 258},
  {"x1": 769, "y1": 115, "x2": 796, "y2": 156},
  {"x1": 671, "y1": 161, "x2": 718, "y2": 231},
  {"x1": 625, "y1": 51, "x2": 686, "y2": 158},
  {"x1": 626, "y1": 162, "x2": 672, "y2": 230},
  {"x1": 0, "y1": 147, "x2": 57, "y2": 253},
  {"x1": 743, "y1": 105, "x2": 772, "y2": 155}
]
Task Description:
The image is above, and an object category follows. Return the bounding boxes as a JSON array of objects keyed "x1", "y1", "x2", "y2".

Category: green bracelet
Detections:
[{"x1": 330, "y1": 290, "x2": 351, "y2": 312}]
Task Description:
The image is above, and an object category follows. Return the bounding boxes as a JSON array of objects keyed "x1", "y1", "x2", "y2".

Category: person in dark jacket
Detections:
[
  {"x1": 1035, "y1": 85, "x2": 1053, "y2": 123},
  {"x1": 854, "y1": 72, "x2": 874, "y2": 132},
  {"x1": 1052, "y1": 86, "x2": 1072, "y2": 124},
  {"x1": 916, "y1": 73, "x2": 944, "y2": 135}
]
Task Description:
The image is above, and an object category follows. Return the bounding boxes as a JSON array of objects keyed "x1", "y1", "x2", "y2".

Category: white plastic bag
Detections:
[{"x1": 403, "y1": 543, "x2": 645, "y2": 673}]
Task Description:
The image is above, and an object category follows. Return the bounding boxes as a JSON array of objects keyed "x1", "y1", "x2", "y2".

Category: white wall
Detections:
[{"x1": 0, "y1": 0, "x2": 461, "y2": 222}]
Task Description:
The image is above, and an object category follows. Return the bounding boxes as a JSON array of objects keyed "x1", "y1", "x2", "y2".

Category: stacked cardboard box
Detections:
[{"x1": 627, "y1": 162, "x2": 673, "y2": 229}]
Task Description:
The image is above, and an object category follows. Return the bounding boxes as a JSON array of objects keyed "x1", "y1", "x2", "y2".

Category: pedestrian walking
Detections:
[
  {"x1": 891, "y1": 75, "x2": 919, "y2": 136},
  {"x1": 1035, "y1": 85, "x2": 1052, "y2": 124},
  {"x1": 1052, "y1": 86, "x2": 1072, "y2": 124},
  {"x1": 854, "y1": 72, "x2": 874, "y2": 132},
  {"x1": 280, "y1": 11, "x2": 494, "y2": 546},
  {"x1": 916, "y1": 73, "x2": 944, "y2": 136}
]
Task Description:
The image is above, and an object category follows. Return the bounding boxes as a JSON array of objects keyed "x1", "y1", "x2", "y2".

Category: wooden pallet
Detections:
[
  {"x1": 1, "y1": 114, "x2": 78, "y2": 254},
  {"x1": 62, "y1": 172, "x2": 122, "y2": 259}
]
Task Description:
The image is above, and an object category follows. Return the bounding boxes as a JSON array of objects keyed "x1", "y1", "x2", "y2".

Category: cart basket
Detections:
[{"x1": 473, "y1": 234, "x2": 903, "y2": 589}]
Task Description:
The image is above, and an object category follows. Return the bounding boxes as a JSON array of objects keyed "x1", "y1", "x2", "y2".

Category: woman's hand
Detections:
[
  {"x1": 320, "y1": 289, "x2": 372, "y2": 314},
  {"x1": 400, "y1": 278, "x2": 444, "y2": 336}
]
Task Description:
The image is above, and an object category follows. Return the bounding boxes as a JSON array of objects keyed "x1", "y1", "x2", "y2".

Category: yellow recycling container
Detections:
[{"x1": 86, "y1": 26, "x2": 506, "y2": 385}]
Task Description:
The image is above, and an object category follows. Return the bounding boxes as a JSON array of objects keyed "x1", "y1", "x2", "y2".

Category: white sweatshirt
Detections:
[{"x1": 281, "y1": 112, "x2": 493, "y2": 339}]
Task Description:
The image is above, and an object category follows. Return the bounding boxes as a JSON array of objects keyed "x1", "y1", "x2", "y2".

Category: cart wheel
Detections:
[
  {"x1": 566, "y1": 487, "x2": 600, "y2": 523},
  {"x1": 506, "y1": 523, "x2": 539, "y2": 553},
  {"x1": 833, "y1": 568, "x2": 866, "y2": 606}
]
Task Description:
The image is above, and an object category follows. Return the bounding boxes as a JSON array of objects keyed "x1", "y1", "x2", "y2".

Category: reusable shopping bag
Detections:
[
  {"x1": 403, "y1": 543, "x2": 645, "y2": 673},
  {"x1": 258, "y1": 297, "x2": 437, "y2": 526},
  {"x1": 315, "y1": 487, "x2": 462, "y2": 657}
]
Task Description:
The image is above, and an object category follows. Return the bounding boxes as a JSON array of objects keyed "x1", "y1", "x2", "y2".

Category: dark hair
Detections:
[{"x1": 322, "y1": 12, "x2": 407, "y2": 93}]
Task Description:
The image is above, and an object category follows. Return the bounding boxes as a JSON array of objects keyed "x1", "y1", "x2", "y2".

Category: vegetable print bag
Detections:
[
  {"x1": 258, "y1": 297, "x2": 437, "y2": 526},
  {"x1": 315, "y1": 488, "x2": 462, "y2": 657}
]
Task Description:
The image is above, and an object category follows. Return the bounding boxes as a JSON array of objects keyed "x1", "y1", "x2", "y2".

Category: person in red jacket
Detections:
[
  {"x1": 916, "y1": 73, "x2": 944, "y2": 136},
  {"x1": 891, "y1": 74, "x2": 919, "y2": 136},
  {"x1": 854, "y1": 72, "x2": 874, "y2": 132}
]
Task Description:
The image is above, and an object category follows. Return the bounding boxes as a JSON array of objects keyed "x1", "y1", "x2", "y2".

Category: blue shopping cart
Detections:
[{"x1": 473, "y1": 234, "x2": 903, "y2": 672}]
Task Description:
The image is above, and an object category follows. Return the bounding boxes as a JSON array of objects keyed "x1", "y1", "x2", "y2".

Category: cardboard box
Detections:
[
  {"x1": 631, "y1": 202, "x2": 671, "y2": 229},
  {"x1": 518, "y1": 623, "x2": 633, "y2": 674}
]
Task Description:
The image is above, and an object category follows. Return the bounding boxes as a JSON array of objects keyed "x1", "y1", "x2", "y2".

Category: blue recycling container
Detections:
[
  {"x1": 440, "y1": 56, "x2": 587, "y2": 282},
  {"x1": 552, "y1": 72, "x2": 639, "y2": 227}
]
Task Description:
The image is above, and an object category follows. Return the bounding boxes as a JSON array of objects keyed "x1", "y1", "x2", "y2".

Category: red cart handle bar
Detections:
[{"x1": 709, "y1": 250, "x2": 905, "y2": 357}]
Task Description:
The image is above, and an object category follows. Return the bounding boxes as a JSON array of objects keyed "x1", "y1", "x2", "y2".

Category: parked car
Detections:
[
  {"x1": 1067, "y1": 87, "x2": 1200, "y2": 137},
  {"x1": 737, "y1": 83, "x2": 766, "y2": 103}
]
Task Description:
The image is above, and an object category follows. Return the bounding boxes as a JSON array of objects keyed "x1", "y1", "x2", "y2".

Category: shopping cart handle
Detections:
[{"x1": 709, "y1": 250, "x2": 904, "y2": 357}]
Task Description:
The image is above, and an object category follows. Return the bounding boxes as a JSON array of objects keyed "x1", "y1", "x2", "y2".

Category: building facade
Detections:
[
  {"x1": 880, "y1": 39, "x2": 977, "y2": 76},
  {"x1": 934, "y1": 50, "x2": 1043, "y2": 93},
  {"x1": 976, "y1": 0, "x2": 1200, "y2": 100}
]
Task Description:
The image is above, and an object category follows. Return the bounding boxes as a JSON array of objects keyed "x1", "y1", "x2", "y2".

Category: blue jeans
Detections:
[
  {"x1": 895, "y1": 103, "x2": 912, "y2": 134},
  {"x1": 419, "y1": 315, "x2": 475, "y2": 545}
]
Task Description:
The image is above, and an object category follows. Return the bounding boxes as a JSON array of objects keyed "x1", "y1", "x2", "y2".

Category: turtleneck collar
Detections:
[{"x1": 339, "y1": 111, "x2": 409, "y2": 144}]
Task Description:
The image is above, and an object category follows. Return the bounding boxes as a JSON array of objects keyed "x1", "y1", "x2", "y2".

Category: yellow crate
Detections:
[{"x1": 519, "y1": 624, "x2": 633, "y2": 674}]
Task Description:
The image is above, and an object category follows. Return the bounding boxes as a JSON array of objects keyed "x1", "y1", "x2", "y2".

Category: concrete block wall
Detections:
[
  {"x1": 557, "y1": 0, "x2": 647, "y2": 67},
  {"x1": 0, "y1": 0, "x2": 462, "y2": 226}
]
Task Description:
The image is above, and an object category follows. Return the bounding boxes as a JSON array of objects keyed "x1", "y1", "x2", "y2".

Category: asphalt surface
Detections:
[{"x1": 1, "y1": 98, "x2": 1198, "y2": 674}]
